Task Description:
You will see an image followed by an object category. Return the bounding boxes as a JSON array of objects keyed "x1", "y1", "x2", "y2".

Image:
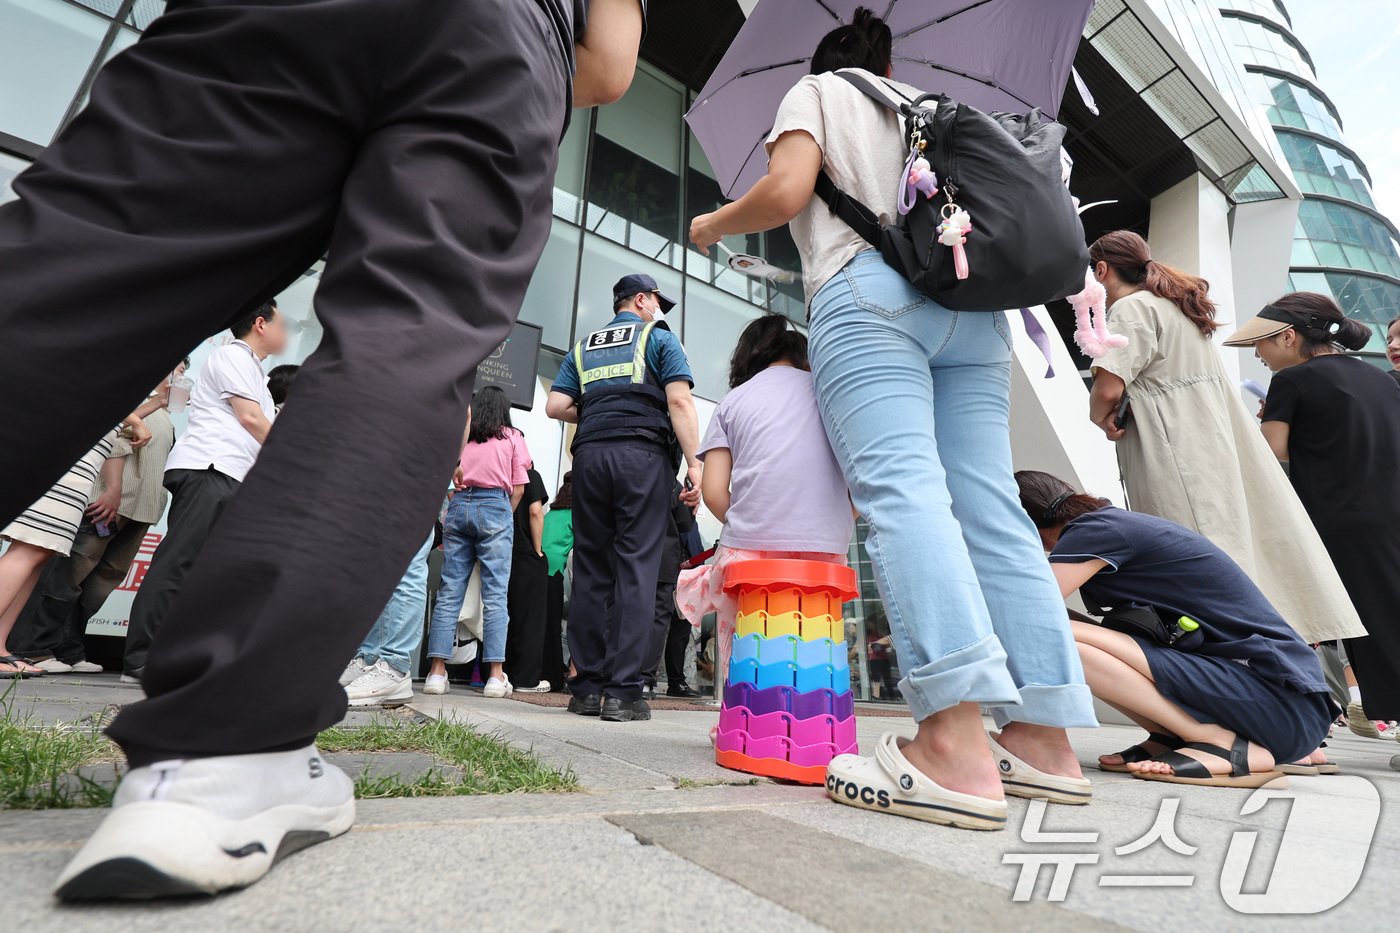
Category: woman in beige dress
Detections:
[{"x1": 1085, "y1": 230, "x2": 1363, "y2": 647}]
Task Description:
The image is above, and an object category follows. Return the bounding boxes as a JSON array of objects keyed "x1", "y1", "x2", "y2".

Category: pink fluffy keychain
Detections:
[{"x1": 1069, "y1": 267, "x2": 1128, "y2": 358}]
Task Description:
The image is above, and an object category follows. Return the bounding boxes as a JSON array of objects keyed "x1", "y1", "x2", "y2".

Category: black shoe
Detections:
[
  {"x1": 666, "y1": 683, "x2": 704, "y2": 699},
  {"x1": 640, "y1": 685, "x2": 656, "y2": 700},
  {"x1": 600, "y1": 697, "x2": 651, "y2": 722},
  {"x1": 567, "y1": 694, "x2": 602, "y2": 716}
]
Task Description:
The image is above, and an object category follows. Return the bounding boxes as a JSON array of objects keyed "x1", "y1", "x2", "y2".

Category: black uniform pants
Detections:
[
  {"x1": 568, "y1": 442, "x2": 672, "y2": 702},
  {"x1": 543, "y1": 572, "x2": 567, "y2": 689},
  {"x1": 0, "y1": 0, "x2": 567, "y2": 766},
  {"x1": 643, "y1": 581, "x2": 691, "y2": 688},
  {"x1": 123, "y1": 468, "x2": 241, "y2": 675},
  {"x1": 11, "y1": 517, "x2": 151, "y2": 665}
]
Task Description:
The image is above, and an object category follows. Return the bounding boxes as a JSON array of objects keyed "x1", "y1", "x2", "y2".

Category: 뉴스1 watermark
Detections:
[{"x1": 1003, "y1": 777, "x2": 1380, "y2": 914}]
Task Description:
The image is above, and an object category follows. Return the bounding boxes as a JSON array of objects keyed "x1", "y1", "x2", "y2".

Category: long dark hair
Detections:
[
  {"x1": 551, "y1": 471, "x2": 573, "y2": 510},
  {"x1": 729, "y1": 314, "x2": 809, "y2": 389},
  {"x1": 1015, "y1": 471, "x2": 1108, "y2": 529},
  {"x1": 811, "y1": 7, "x2": 892, "y2": 76},
  {"x1": 1269, "y1": 292, "x2": 1372, "y2": 355},
  {"x1": 468, "y1": 385, "x2": 514, "y2": 444},
  {"x1": 1089, "y1": 230, "x2": 1219, "y2": 336}
]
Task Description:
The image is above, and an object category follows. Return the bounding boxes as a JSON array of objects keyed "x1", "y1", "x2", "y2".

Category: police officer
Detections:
[{"x1": 547, "y1": 274, "x2": 702, "y2": 722}]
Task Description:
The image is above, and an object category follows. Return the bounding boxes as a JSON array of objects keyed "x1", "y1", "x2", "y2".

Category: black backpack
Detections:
[{"x1": 814, "y1": 72, "x2": 1089, "y2": 313}]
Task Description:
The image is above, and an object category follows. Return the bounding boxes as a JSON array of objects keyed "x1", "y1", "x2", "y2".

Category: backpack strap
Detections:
[{"x1": 812, "y1": 71, "x2": 917, "y2": 250}]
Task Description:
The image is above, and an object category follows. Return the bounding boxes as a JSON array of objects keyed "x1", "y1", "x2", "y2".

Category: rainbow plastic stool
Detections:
[{"x1": 714, "y1": 559, "x2": 860, "y2": 784}]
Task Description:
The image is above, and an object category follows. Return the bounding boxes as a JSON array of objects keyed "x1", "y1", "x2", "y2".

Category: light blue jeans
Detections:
[
  {"x1": 427, "y1": 487, "x2": 513, "y2": 663},
  {"x1": 809, "y1": 251, "x2": 1096, "y2": 729},
  {"x1": 356, "y1": 531, "x2": 434, "y2": 676}
]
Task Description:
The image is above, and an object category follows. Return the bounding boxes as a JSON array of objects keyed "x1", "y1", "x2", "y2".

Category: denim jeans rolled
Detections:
[
  {"x1": 356, "y1": 531, "x2": 434, "y2": 675},
  {"x1": 809, "y1": 251, "x2": 1096, "y2": 729},
  {"x1": 427, "y1": 488, "x2": 513, "y2": 663}
]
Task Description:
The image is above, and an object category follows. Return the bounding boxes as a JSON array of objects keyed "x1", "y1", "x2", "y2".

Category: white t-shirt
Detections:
[
  {"x1": 165, "y1": 341, "x2": 274, "y2": 482},
  {"x1": 765, "y1": 69, "x2": 923, "y2": 306}
]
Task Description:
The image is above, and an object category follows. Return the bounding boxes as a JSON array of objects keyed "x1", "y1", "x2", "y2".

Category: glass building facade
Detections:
[{"x1": 1218, "y1": 0, "x2": 1400, "y2": 349}]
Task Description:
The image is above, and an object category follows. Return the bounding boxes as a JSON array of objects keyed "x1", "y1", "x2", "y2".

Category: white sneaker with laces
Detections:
[
  {"x1": 338, "y1": 656, "x2": 369, "y2": 687},
  {"x1": 422, "y1": 673, "x2": 449, "y2": 696},
  {"x1": 54, "y1": 744, "x2": 354, "y2": 901},
  {"x1": 345, "y1": 660, "x2": 413, "y2": 708},
  {"x1": 483, "y1": 675, "x2": 512, "y2": 698},
  {"x1": 68, "y1": 660, "x2": 104, "y2": 673},
  {"x1": 33, "y1": 658, "x2": 73, "y2": 673}
]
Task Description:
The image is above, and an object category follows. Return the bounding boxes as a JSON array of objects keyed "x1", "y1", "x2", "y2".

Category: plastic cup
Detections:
[{"x1": 167, "y1": 374, "x2": 193, "y2": 413}]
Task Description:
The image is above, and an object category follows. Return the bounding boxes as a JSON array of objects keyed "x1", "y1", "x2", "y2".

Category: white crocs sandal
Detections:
[
  {"x1": 825, "y1": 732, "x2": 1007, "y2": 830},
  {"x1": 988, "y1": 735, "x2": 1092, "y2": 805}
]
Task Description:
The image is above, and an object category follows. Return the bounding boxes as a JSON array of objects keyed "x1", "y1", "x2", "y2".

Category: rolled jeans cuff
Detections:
[
  {"x1": 987, "y1": 683, "x2": 1099, "y2": 730},
  {"x1": 897, "y1": 634, "x2": 1022, "y2": 723}
]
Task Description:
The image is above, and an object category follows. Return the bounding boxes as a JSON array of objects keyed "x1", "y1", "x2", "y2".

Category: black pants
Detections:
[
  {"x1": 504, "y1": 550, "x2": 549, "y2": 688},
  {"x1": 568, "y1": 442, "x2": 672, "y2": 702},
  {"x1": 643, "y1": 579, "x2": 690, "y2": 688},
  {"x1": 11, "y1": 518, "x2": 151, "y2": 664},
  {"x1": 543, "y1": 572, "x2": 567, "y2": 690},
  {"x1": 123, "y1": 468, "x2": 240, "y2": 675},
  {"x1": 0, "y1": 0, "x2": 567, "y2": 766}
]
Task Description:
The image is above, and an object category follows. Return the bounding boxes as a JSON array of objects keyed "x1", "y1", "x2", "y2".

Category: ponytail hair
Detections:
[
  {"x1": 729, "y1": 313, "x2": 809, "y2": 389},
  {"x1": 1269, "y1": 291, "x2": 1372, "y2": 354},
  {"x1": 811, "y1": 7, "x2": 892, "y2": 76},
  {"x1": 1014, "y1": 471, "x2": 1109, "y2": 529},
  {"x1": 1089, "y1": 230, "x2": 1219, "y2": 336}
]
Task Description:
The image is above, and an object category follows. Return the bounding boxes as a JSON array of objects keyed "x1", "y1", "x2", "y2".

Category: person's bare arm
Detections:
[
  {"x1": 1051, "y1": 558, "x2": 1109, "y2": 599},
  {"x1": 132, "y1": 394, "x2": 166, "y2": 420},
  {"x1": 666, "y1": 382, "x2": 703, "y2": 505},
  {"x1": 546, "y1": 391, "x2": 580, "y2": 424},
  {"x1": 229, "y1": 396, "x2": 273, "y2": 445},
  {"x1": 530, "y1": 501, "x2": 545, "y2": 556},
  {"x1": 689, "y1": 131, "x2": 823, "y2": 253},
  {"x1": 511, "y1": 483, "x2": 526, "y2": 511},
  {"x1": 1261, "y1": 420, "x2": 1291, "y2": 464},
  {"x1": 86, "y1": 456, "x2": 127, "y2": 525},
  {"x1": 1088, "y1": 369, "x2": 1127, "y2": 442},
  {"x1": 573, "y1": 0, "x2": 644, "y2": 108},
  {"x1": 700, "y1": 448, "x2": 732, "y2": 524}
]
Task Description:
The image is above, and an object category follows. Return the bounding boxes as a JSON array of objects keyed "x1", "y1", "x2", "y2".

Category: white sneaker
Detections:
[
  {"x1": 483, "y1": 675, "x2": 513, "y2": 698},
  {"x1": 33, "y1": 658, "x2": 73, "y2": 673},
  {"x1": 422, "y1": 674, "x2": 449, "y2": 696},
  {"x1": 68, "y1": 660, "x2": 104, "y2": 673},
  {"x1": 345, "y1": 660, "x2": 413, "y2": 708},
  {"x1": 515, "y1": 680, "x2": 551, "y2": 693},
  {"x1": 119, "y1": 673, "x2": 141, "y2": 686},
  {"x1": 54, "y1": 744, "x2": 354, "y2": 901},
  {"x1": 338, "y1": 656, "x2": 369, "y2": 687}
]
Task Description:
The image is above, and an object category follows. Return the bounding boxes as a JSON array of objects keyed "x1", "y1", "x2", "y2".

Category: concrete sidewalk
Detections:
[{"x1": 3, "y1": 674, "x2": 1398, "y2": 931}]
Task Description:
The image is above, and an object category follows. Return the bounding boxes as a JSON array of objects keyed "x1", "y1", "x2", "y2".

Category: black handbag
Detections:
[
  {"x1": 1100, "y1": 605, "x2": 1204, "y2": 650},
  {"x1": 814, "y1": 72, "x2": 1089, "y2": 312}
]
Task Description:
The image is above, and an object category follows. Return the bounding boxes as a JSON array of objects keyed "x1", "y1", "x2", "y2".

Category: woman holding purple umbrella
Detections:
[{"x1": 689, "y1": 8, "x2": 1095, "y2": 830}]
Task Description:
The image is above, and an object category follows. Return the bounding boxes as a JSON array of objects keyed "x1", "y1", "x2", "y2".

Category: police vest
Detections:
[{"x1": 570, "y1": 320, "x2": 676, "y2": 454}]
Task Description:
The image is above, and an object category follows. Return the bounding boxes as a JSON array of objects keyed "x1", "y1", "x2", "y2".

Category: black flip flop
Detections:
[
  {"x1": 1098, "y1": 731, "x2": 1181, "y2": 773},
  {"x1": 1131, "y1": 735, "x2": 1286, "y2": 787},
  {"x1": 0, "y1": 654, "x2": 44, "y2": 679}
]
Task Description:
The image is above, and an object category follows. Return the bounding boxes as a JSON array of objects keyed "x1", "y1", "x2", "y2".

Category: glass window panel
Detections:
[
  {"x1": 1290, "y1": 239, "x2": 1317, "y2": 265},
  {"x1": 0, "y1": 0, "x2": 110, "y2": 145},
  {"x1": 128, "y1": 0, "x2": 165, "y2": 30},
  {"x1": 552, "y1": 113, "x2": 588, "y2": 224},
  {"x1": 586, "y1": 64, "x2": 682, "y2": 269},
  {"x1": 1312, "y1": 241, "x2": 1346, "y2": 266},
  {"x1": 683, "y1": 279, "x2": 765, "y2": 401},
  {"x1": 518, "y1": 223, "x2": 581, "y2": 352}
]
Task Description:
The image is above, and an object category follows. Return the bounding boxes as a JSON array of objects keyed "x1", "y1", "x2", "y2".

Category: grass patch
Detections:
[
  {"x1": 1, "y1": 685, "x2": 573, "y2": 809},
  {"x1": 318, "y1": 715, "x2": 577, "y2": 798},
  {"x1": 675, "y1": 776, "x2": 763, "y2": 789}
]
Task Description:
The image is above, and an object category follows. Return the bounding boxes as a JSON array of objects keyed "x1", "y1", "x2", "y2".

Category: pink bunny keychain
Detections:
[{"x1": 936, "y1": 202, "x2": 972, "y2": 280}]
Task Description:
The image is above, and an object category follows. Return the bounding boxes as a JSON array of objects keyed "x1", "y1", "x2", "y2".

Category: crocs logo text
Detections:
[{"x1": 826, "y1": 776, "x2": 891, "y2": 808}]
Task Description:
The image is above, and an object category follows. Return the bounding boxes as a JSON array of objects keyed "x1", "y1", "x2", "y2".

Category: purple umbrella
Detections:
[{"x1": 686, "y1": 0, "x2": 1094, "y2": 198}]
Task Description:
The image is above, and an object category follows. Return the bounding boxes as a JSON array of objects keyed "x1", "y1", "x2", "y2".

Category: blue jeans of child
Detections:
[
  {"x1": 355, "y1": 531, "x2": 434, "y2": 675},
  {"x1": 427, "y1": 487, "x2": 513, "y2": 664},
  {"x1": 809, "y1": 251, "x2": 1096, "y2": 730}
]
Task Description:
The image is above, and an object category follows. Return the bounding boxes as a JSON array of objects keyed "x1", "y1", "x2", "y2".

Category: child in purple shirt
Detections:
[{"x1": 678, "y1": 315, "x2": 854, "y2": 681}]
